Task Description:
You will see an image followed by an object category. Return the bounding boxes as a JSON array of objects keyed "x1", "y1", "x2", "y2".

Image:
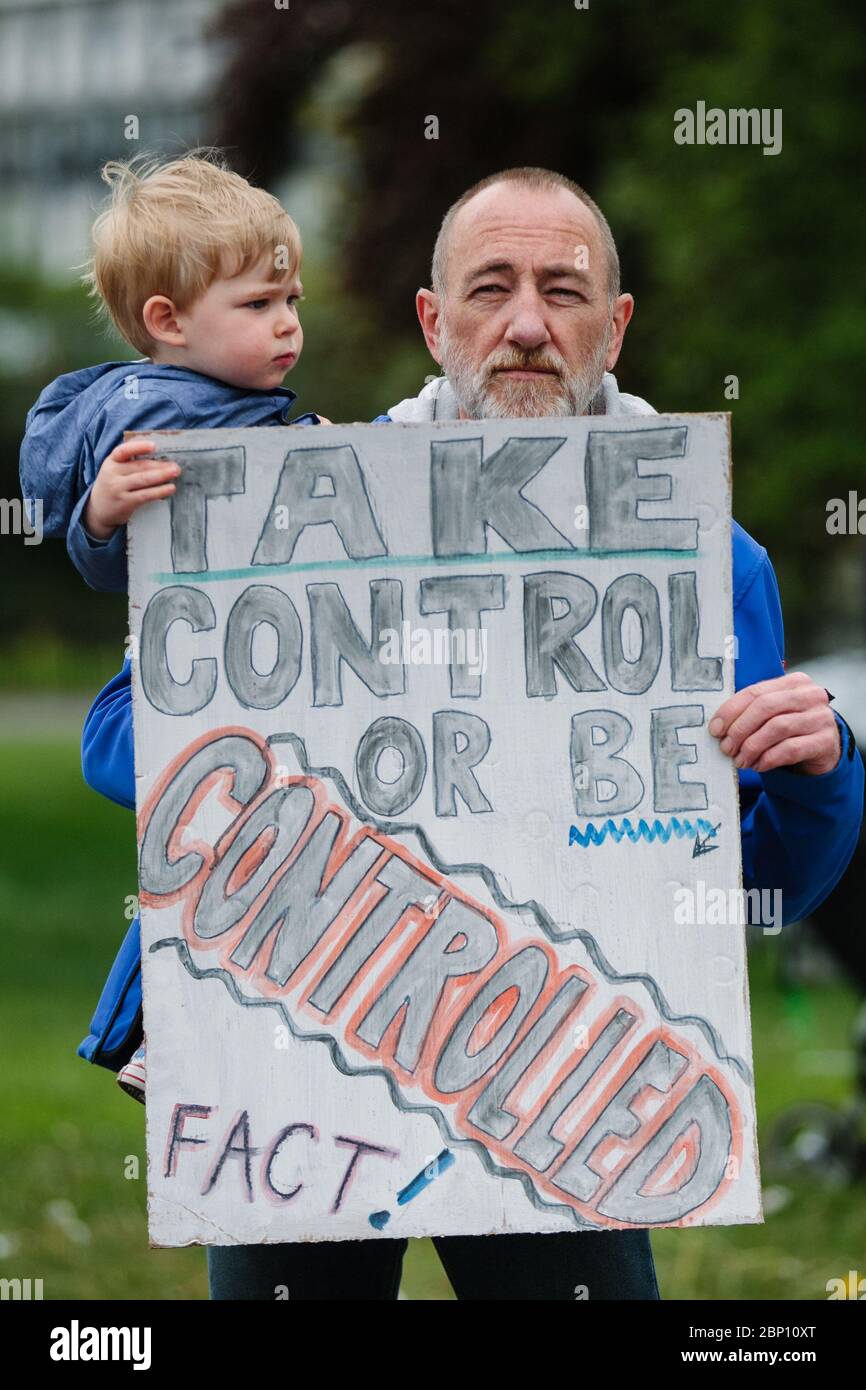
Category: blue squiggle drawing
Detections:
[{"x1": 569, "y1": 817, "x2": 720, "y2": 848}]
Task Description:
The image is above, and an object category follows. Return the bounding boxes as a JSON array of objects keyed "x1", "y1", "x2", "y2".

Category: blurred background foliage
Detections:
[{"x1": 2, "y1": 0, "x2": 864, "y2": 681}]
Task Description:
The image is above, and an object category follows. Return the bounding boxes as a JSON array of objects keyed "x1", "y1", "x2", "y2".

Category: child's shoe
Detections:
[{"x1": 117, "y1": 1040, "x2": 146, "y2": 1104}]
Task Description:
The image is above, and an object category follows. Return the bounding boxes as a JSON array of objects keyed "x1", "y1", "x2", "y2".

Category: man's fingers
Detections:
[
  {"x1": 718, "y1": 682, "x2": 826, "y2": 754},
  {"x1": 709, "y1": 672, "x2": 817, "y2": 738},
  {"x1": 709, "y1": 683, "x2": 763, "y2": 734},
  {"x1": 751, "y1": 731, "x2": 834, "y2": 774},
  {"x1": 708, "y1": 669, "x2": 840, "y2": 774},
  {"x1": 733, "y1": 708, "x2": 831, "y2": 767}
]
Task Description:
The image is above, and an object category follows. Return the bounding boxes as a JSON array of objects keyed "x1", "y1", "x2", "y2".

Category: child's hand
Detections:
[
  {"x1": 316, "y1": 415, "x2": 333, "y2": 425},
  {"x1": 84, "y1": 439, "x2": 181, "y2": 540}
]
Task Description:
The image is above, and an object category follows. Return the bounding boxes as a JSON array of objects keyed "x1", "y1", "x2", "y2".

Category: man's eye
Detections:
[
  {"x1": 472, "y1": 283, "x2": 507, "y2": 297},
  {"x1": 548, "y1": 287, "x2": 583, "y2": 300}
]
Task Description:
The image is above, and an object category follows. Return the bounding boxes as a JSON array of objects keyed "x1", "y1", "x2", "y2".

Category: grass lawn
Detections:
[{"x1": 1, "y1": 735, "x2": 862, "y2": 1301}]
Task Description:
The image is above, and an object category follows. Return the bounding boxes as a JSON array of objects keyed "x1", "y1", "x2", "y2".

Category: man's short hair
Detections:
[
  {"x1": 79, "y1": 147, "x2": 302, "y2": 356},
  {"x1": 430, "y1": 166, "x2": 620, "y2": 305}
]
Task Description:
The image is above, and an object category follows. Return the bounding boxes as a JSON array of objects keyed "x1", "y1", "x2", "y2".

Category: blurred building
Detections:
[{"x1": 0, "y1": 0, "x2": 225, "y2": 279}]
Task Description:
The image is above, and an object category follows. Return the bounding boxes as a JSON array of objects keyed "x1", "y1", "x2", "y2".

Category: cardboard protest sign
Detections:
[{"x1": 127, "y1": 414, "x2": 761, "y2": 1245}]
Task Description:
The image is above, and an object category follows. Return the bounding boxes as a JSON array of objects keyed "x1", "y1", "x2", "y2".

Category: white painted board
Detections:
[{"x1": 126, "y1": 414, "x2": 760, "y2": 1245}]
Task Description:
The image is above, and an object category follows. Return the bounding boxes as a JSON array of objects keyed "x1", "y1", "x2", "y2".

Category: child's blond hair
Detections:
[{"x1": 79, "y1": 147, "x2": 303, "y2": 356}]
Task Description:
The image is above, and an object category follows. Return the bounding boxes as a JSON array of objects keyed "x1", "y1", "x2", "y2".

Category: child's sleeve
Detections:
[
  {"x1": 81, "y1": 656, "x2": 135, "y2": 810},
  {"x1": 68, "y1": 505, "x2": 129, "y2": 593},
  {"x1": 68, "y1": 389, "x2": 190, "y2": 593}
]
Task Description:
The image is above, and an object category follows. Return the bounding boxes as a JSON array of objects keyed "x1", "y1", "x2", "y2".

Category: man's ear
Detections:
[
  {"x1": 416, "y1": 288, "x2": 443, "y2": 365},
  {"x1": 604, "y1": 292, "x2": 635, "y2": 373}
]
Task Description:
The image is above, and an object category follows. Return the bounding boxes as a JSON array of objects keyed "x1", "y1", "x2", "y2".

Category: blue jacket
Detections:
[
  {"x1": 19, "y1": 359, "x2": 318, "y2": 593},
  {"x1": 77, "y1": 453, "x2": 865, "y2": 1069}
]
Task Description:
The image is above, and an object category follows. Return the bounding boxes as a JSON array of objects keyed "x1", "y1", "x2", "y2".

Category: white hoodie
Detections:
[{"x1": 385, "y1": 370, "x2": 657, "y2": 422}]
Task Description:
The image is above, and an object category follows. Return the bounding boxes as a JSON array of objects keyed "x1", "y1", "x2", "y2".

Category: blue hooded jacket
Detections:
[
  {"x1": 77, "y1": 409, "x2": 865, "y2": 1070},
  {"x1": 19, "y1": 359, "x2": 319, "y2": 593}
]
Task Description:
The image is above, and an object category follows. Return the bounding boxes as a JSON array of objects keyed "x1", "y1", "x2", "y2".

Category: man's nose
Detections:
[{"x1": 504, "y1": 293, "x2": 550, "y2": 350}]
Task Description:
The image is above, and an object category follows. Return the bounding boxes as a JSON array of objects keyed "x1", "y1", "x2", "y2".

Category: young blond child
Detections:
[{"x1": 20, "y1": 148, "x2": 326, "y2": 1102}]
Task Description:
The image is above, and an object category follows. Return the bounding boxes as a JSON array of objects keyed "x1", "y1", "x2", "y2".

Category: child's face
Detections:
[{"x1": 159, "y1": 255, "x2": 305, "y2": 391}]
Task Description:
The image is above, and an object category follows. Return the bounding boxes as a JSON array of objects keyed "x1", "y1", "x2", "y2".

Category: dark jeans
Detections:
[{"x1": 207, "y1": 1228, "x2": 660, "y2": 1300}]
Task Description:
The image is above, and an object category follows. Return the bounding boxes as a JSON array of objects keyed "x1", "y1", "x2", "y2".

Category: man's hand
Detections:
[
  {"x1": 709, "y1": 672, "x2": 841, "y2": 776},
  {"x1": 83, "y1": 438, "x2": 180, "y2": 540}
]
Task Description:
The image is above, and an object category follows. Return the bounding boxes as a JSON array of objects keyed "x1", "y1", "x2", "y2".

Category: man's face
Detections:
[{"x1": 418, "y1": 183, "x2": 633, "y2": 418}]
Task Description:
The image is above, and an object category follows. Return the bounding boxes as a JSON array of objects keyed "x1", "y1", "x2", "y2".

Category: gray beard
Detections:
[{"x1": 437, "y1": 317, "x2": 611, "y2": 419}]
